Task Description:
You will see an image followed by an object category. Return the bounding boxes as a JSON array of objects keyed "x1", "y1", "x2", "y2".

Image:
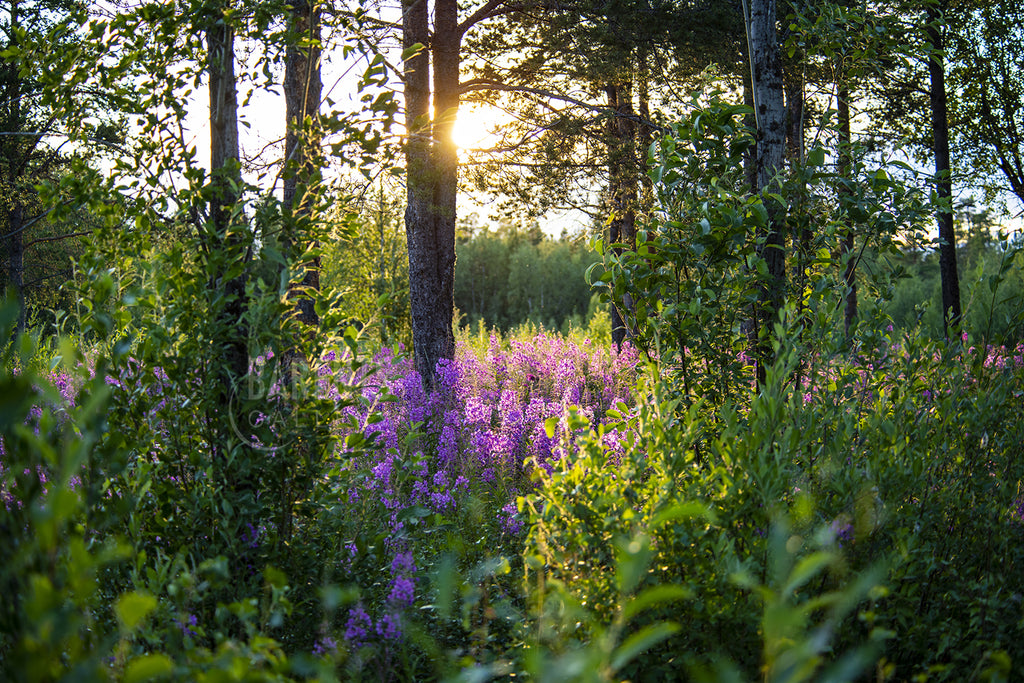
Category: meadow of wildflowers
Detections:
[
  {"x1": 1, "y1": 327, "x2": 641, "y2": 672},
  {"x1": 4, "y1": 321, "x2": 1024, "y2": 680}
]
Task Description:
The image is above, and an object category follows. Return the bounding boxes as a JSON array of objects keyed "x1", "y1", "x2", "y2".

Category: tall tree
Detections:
[
  {"x1": 925, "y1": 0, "x2": 961, "y2": 333},
  {"x1": 837, "y1": 81, "x2": 857, "y2": 336},
  {"x1": 745, "y1": 0, "x2": 786, "y2": 382},
  {"x1": 403, "y1": 0, "x2": 454, "y2": 388},
  {"x1": 203, "y1": 3, "x2": 252, "y2": 505},
  {"x1": 401, "y1": 0, "x2": 525, "y2": 387},
  {"x1": 605, "y1": 80, "x2": 638, "y2": 347},
  {"x1": 455, "y1": 0, "x2": 744, "y2": 349},
  {"x1": 283, "y1": 0, "x2": 323, "y2": 331}
]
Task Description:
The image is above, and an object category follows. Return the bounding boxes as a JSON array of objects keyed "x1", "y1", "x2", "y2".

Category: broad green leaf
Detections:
[
  {"x1": 806, "y1": 146, "x2": 826, "y2": 167},
  {"x1": 124, "y1": 654, "x2": 174, "y2": 683},
  {"x1": 651, "y1": 501, "x2": 716, "y2": 528},
  {"x1": 116, "y1": 591, "x2": 157, "y2": 632},
  {"x1": 544, "y1": 416, "x2": 559, "y2": 439}
]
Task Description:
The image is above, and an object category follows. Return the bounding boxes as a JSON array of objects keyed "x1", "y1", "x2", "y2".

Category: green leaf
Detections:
[
  {"x1": 651, "y1": 501, "x2": 716, "y2": 528},
  {"x1": 264, "y1": 566, "x2": 288, "y2": 590},
  {"x1": 401, "y1": 43, "x2": 424, "y2": 60},
  {"x1": 615, "y1": 534, "x2": 652, "y2": 595},
  {"x1": 623, "y1": 584, "x2": 693, "y2": 621},
  {"x1": 124, "y1": 654, "x2": 173, "y2": 682},
  {"x1": 116, "y1": 591, "x2": 157, "y2": 632},
  {"x1": 544, "y1": 416, "x2": 559, "y2": 439},
  {"x1": 782, "y1": 551, "x2": 834, "y2": 597},
  {"x1": 610, "y1": 622, "x2": 681, "y2": 672},
  {"x1": 397, "y1": 505, "x2": 432, "y2": 523},
  {"x1": 806, "y1": 146, "x2": 826, "y2": 167},
  {"x1": 749, "y1": 202, "x2": 768, "y2": 227}
]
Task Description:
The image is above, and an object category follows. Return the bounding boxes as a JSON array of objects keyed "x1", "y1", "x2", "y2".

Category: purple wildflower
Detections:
[
  {"x1": 388, "y1": 576, "x2": 415, "y2": 608},
  {"x1": 344, "y1": 603, "x2": 373, "y2": 647},
  {"x1": 376, "y1": 612, "x2": 403, "y2": 641}
]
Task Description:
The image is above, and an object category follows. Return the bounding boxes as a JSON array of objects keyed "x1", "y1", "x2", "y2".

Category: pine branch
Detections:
[{"x1": 457, "y1": 79, "x2": 668, "y2": 133}]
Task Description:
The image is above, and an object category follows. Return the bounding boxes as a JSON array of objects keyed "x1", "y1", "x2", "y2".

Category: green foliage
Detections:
[
  {"x1": 454, "y1": 221, "x2": 600, "y2": 333},
  {"x1": 0, "y1": 299, "x2": 121, "y2": 680},
  {"x1": 319, "y1": 184, "x2": 411, "y2": 348},
  {"x1": 0, "y1": 3, "x2": 409, "y2": 680},
  {"x1": 519, "y1": 302, "x2": 1024, "y2": 680},
  {"x1": 884, "y1": 206, "x2": 1024, "y2": 344}
]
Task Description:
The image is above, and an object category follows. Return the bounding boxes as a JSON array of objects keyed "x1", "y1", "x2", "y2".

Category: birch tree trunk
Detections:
[{"x1": 746, "y1": 0, "x2": 786, "y2": 384}]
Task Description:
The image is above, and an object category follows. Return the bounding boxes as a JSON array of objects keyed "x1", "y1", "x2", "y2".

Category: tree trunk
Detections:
[
  {"x1": 7, "y1": 203, "x2": 25, "y2": 336},
  {"x1": 926, "y1": 3, "x2": 961, "y2": 335},
  {"x1": 606, "y1": 82, "x2": 638, "y2": 349},
  {"x1": 837, "y1": 82, "x2": 857, "y2": 337},
  {"x1": 3, "y1": 0, "x2": 26, "y2": 336},
  {"x1": 403, "y1": 0, "x2": 458, "y2": 389},
  {"x1": 784, "y1": 69, "x2": 803, "y2": 164},
  {"x1": 206, "y1": 11, "x2": 249, "y2": 435},
  {"x1": 637, "y1": 48, "x2": 654, "y2": 215},
  {"x1": 283, "y1": 0, "x2": 322, "y2": 329},
  {"x1": 742, "y1": 71, "x2": 758, "y2": 193},
  {"x1": 747, "y1": 0, "x2": 786, "y2": 385},
  {"x1": 279, "y1": 0, "x2": 323, "y2": 545}
]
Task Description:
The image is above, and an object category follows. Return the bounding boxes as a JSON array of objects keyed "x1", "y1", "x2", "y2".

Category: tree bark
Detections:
[
  {"x1": 403, "y1": 0, "x2": 458, "y2": 389},
  {"x1": 637, "y1": 47, "x2": 654, "y2": 215},
  {"x1": 7, "y1": 203, "x2": 25, "y2": 336},
  {"x1": 206, "y1": 10, "x2": 249, "y2": 429},
  {"x1": 784, "y1": 69, "x2": 803, "y2": 164},
  {"x1": 605, "y1": 82, "x2": 638, "y2": 349},
  {"x1": 742, "y1": 72, "x2": 757, "y2": 192},
  {"x1": 283, "y1": 0, "x2": 323, "y2": 329},
  {"x1": 837, "y1": 82, "x2": 857, "y2": 337},
  {"x1": 926, "y1": 3, "x2": 961, "y2": 335},
  {"x1": 747, "y1": 0, "x2": 786, "y2": 385}
]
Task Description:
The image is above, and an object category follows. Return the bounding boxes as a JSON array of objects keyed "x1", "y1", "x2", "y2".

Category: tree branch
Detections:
[
  {"x1": 24, "y1": 230, "x2": 93, "y2": 250},
  {"x1": 458, "y1": 79, "x2": 669, "y2": 134}
]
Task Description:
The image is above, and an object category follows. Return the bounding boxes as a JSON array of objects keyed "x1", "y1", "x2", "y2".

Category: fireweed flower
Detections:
[
  {"x1": 376, "y1": 611, "x2": 403, "y2": 641},
  {"x1": 1012, "y1": 497, "x2": 1024, "y2": 525},
  {"x1": 176, "y1": 613, "x2": 199, "y2": 638},
  {"x1": 344, "y1": 603, "x2": 373, "y2": 647},
  {"x1": 829, "y1": 518, "x2": 854, "y2": 547},
  {"x1": 391, "y1": 550, "x2": 416, "y2": 575},
  {"x1": 499, "y1": 500, "x2": 523, "y2": 535},
  {"x1": 388, "y1": 575, "x2": 415, "y2": 608},
  {"x1": 313, "y1": 635, "x2": 338, "y2": 656}
]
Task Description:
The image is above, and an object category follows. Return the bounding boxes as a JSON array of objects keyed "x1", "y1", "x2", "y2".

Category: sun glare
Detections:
[{"x1": 451, "y1": 105, "x2": 507, "y2": 152}]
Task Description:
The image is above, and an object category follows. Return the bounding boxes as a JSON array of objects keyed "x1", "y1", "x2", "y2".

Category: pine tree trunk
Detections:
[
  {"x1": 403, "y1": 0, "x2": 457, "y2": 389},
  {"x1": 637, "y1": 48, "x2": 654, "y2": 214},
  {"x1": 606, "y1": 82, "x2": 637, "y2": 349}
]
